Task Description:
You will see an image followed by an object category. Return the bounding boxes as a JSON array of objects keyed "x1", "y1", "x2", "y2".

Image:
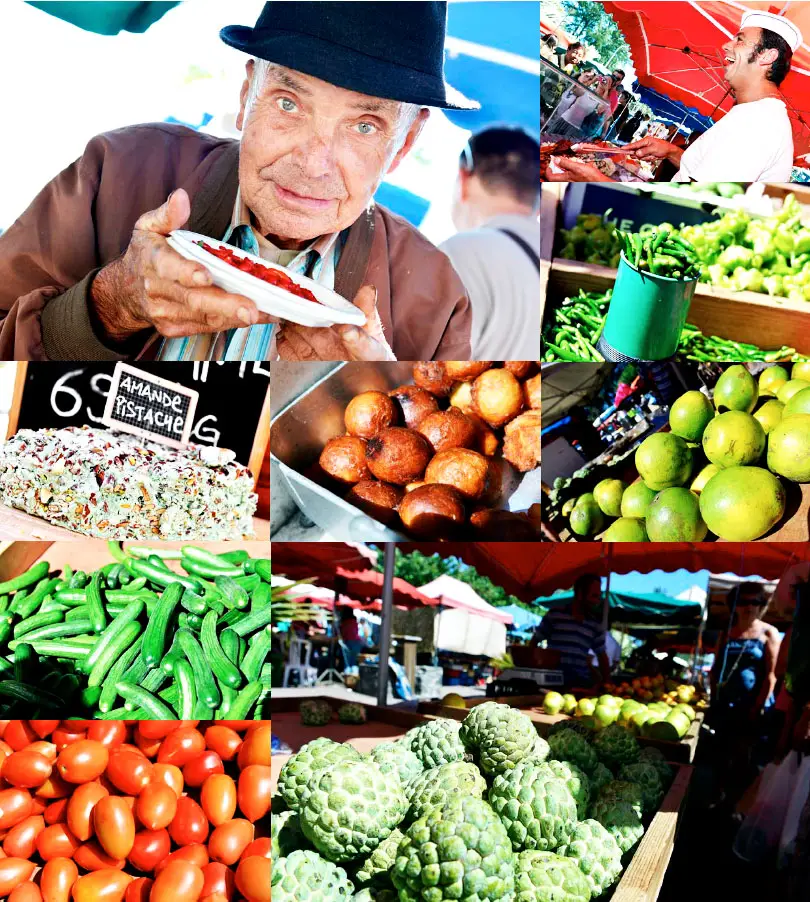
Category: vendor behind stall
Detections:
[
  {"x1": 531, "y1": 573, "x2": 611, "y2": 688},
  {"x1": 0, "y1": 1, "x2": 477, "y2": 362},
  {"x1": 549, "y1": 11, "x2": 800, "y2": 184}
]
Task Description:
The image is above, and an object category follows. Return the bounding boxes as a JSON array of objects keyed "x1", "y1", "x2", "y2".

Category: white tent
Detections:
[{"x1": 418, "y1": 575, "x2": 513, "y2": 658}]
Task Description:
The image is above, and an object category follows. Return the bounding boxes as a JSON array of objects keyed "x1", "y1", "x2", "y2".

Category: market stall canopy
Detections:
[
  {"x1": 535, "y1": 589, "x2": 703, "y2": 625},
  {"x1": 603, "y1": 1, "x2": 810, "y2": 153},
  {"x1": 444, "y1": 1, "x2": 540, "y2": 133},
  {"x1": 270, "y1": 543, "x2": 376, "y2": 584},
  {"x1": 418, "y1": 575, "x2": 514, "y2": 624},
  {"x1": 26, "y1": 1, "x2": 178, "y2": 34},
  {"x1": 334, "y1": 567, "x2": 438, "y2": 611},
  {"x1": 542, "y1": 363, "x2": 613, "y2": 425},
  {"x1": 632, "y1": 83, "x2": 717, "y2": 134}
]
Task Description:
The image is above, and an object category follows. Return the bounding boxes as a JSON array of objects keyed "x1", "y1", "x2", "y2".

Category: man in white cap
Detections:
[{"x1": 548, "y1": 10, "x2": 801, "y2": 183}]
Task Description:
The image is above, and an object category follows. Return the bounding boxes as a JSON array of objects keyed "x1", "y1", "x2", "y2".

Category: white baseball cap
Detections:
[{"x1": 740, "y1": 10, "x2": 803, "y2": 53}]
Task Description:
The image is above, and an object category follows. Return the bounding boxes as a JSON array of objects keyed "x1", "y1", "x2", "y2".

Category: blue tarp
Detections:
[
  {"x1": 500, "y1": 604, "x2": 544, "y2": 633},
  {"x1": 632, "y1": 82, "x2": 716, "y2": 135}
]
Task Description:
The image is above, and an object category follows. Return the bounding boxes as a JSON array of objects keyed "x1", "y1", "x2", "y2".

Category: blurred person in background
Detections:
[
  {"x1": 541, "y1": 33, "x2": 558, "y2": 62},
  {"x1": 554, "y1": 41, "x2": 586, "y2": 75},
  {"x1": 338, "y1": 606, "x2": 365, "y2": 671},
  {"x1": 440, "y1": 126, "x2": 540, "y2": 359}
]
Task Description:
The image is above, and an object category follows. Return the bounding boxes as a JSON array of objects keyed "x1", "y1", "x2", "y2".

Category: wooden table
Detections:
[{"x1": 392, "y1": 634, "x2": 421, "y2": 688}]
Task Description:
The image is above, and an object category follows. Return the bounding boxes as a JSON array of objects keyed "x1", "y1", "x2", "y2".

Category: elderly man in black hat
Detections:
[{"x1": 0, "y1": 2, "x2": 479, "y2": 361}]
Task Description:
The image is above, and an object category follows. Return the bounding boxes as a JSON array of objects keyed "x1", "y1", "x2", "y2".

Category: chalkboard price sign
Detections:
[{"x1": 102, "y1": 364, "x2": 199, "y2": 447}]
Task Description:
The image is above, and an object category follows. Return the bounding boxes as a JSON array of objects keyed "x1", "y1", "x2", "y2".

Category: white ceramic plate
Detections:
[{"x1": 166, "y1": 230, "x2": 366, "y2": 328}]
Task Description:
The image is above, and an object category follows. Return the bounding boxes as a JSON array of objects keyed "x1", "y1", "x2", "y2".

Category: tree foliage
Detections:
[{"x1": 561, "y1": 0, "x2": 631, "y2": 70}]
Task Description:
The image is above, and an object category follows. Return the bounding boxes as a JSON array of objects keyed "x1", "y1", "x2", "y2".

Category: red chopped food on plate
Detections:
[{"x1": 198, "y1": 241, "x2": 320, "y2": 303}]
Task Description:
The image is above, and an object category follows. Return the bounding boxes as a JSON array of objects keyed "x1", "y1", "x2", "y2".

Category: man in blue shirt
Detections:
[{"x1": 533, "y1": 573, "x2": 611, "y2": 688}]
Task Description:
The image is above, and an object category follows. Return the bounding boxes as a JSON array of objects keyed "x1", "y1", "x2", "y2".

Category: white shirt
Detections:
[
  {"x1": 673, "y1": 97, "x2": 793, "y2": 183},
  {"x1": 439, "y1": 214, "x2": 540, "y2": 360}
]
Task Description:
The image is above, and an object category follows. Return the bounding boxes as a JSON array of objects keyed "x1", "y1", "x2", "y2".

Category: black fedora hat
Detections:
[{"x1": 220, "y1": 1, "x2": 479, "y2": 110}]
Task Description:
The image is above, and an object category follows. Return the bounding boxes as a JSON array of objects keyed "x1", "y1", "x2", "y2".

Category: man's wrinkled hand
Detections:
[
  {"x1": 90, "y1": 189, "x2": 275, "y2": 343},
  {"x1": 275, "y1": 285, "x2": 396, "y2": 361},
  {"x1": 622, "y1": 136, "x2": 676, "y2": 161},
  {"x1": 544, "y1": 157, "x2": 613, "y2": 183}
]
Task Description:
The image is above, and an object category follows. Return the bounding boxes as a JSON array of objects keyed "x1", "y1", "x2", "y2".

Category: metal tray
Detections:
[{"x1": 270, "y1": 363, "x2": 540, "y2": 541}]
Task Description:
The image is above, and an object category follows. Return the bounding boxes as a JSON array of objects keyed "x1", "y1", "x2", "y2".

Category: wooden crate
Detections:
[
  {"x1": 417, "y1": 696, "x2": 703, "y2": 763},
  {"x1": 547, "y1": 258, "x2": 810, "y2": 356}
]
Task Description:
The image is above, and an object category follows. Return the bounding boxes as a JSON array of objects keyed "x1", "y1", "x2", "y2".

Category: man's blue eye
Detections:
[
  {"x1": 357, "y1": 122, "x2": 376, "y2": 135},
  {"x1": 278, "y1": 98, "x2": 297, "y2": 112}
]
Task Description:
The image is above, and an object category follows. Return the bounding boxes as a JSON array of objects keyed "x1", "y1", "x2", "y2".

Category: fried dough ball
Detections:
[
  {"x1": 412, "y1": 362, "x2": 454, "y2": 397},
  {"x1": 388, "y1": 384, "x2": 440, "y2": 429},
  {"x1": 524, "y1": 373, "x2": 541, "y2": 410},
  {"x1": 345, "y1": 479, "x2": 403, "y2": 527},
  {"x1": 480, "y1": 458, "x2": 505, "y2": 507},
  {"x1": 444, "y1": 361, "x2": 493, "y2": 381},
  {"x1": 417, "y1": 408, "x2": 477, "y2": 453},
  {"x1": 467, "y1": 413, "x2": 500, "y2": 457},
  {"x1": 399, "y1": 484, "x2": 466, "y2": 538},
  {"x1": 469, "y1": 509, "x2": 538, "y2": 540},
  {"x1": 424, "y1": 448, "x2": 490, "y2": 501},
  {"x1": 504, "y1": 361, "x2": 536, "y2": 379},
  {"x1": 471, "y1": 368, "x2": 524, "y2": 428},
  {"x1": 319, "y1": 435, "x2": 370, "y2": 484},
  {"x1": 449, "y1": 381, "x2": 474, "y2": 414},
  {"x1": 344, "y1": 391, "x2": 397, "y2": 439},
  {"x1": 503, "y1": 410, "x2": 541, "y2": 472},
  {"x1": 405, "y1": 481, "x2": 426, "y2": 493},
  {"x1": 365, "y1": 427, "x2": 433, "y2": 485}
]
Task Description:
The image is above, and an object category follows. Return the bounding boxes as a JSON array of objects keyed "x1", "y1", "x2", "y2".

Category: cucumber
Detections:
[
  {"x1": 200, "y1": 611, "x2": 242, "y2": 689},
  {"x1": 114, "y1": 682, "x2": 175, "y2": 719},
  {"x1": 177, "y1": 629, "x2": 220, "y2": 709},
  {"x1": 85, "y1": 572, "x2": 107, "y2": 634},
  {"x1": 81, "y1": 598, "x2": 145, "y2": 675},
  {"x1": 87, "y1": 621, "x2": 141, "y2": 688},
  {"x1": 240, "y1": 629, "x2": 272, "y2": 683},
  {"x1": 141, "y1": 583, "x2": 183, "y2": 667}
]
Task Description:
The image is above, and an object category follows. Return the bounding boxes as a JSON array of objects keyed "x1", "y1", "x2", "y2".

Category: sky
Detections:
[{"x1": 606, "y1": 569, "x2": 709, "y2": 599}]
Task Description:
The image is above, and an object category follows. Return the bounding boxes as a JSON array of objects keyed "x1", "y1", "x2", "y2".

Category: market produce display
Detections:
[
  {"x1": 315, "y1": 362, "x2": 541, "y2": 540},
  {"x1": 613, "y1": 227, "x2": 701, "y2": 281},
  {"x1": 543, "y1": 289, "x2": 804, "y2": 363},
  {"x1": 273, "y1": 702, "x2": 677, "y2": 901},
  {"x1": 0, "y1": 543, "x2": 270, "y2": 719},
  {"x1": 0, "y1": 426, "x2": 257, "y2": 540},
  {"x1": 557, "y1": 363, "x2": 810, "y2": 541},
  {"x1": 0, "y1": 719, "x2": 270, "y2": 902}
]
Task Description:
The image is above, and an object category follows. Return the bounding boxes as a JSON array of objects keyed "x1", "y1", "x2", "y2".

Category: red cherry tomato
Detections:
[
  {"x1": 36, "y1": 823, "x2": 80, "y2": 861},
  {"x1": 203, "y1": 727, "x2": 242, "y2": 762},
  {"x1": 0, "y1": 858, "x2": 36, "y2": 896},
  {"x1": 200, "y1": 774, "x2": 236, "y2": 827},
  {"x1": 182, "y1": 752, "x2": 224, "y2": 788},
  {"x1": 168, "y1": 797, "x2": 208, "y2": 846},
  {"x1": 154, "y1": 844, "x2": 208, "y2": 875},
  {"x1": 2, "y1": 814, "x2": 44, "y2": 859},
  {"x1": 150, "y1": 861, "x2": 204, "y2": 902},
  {"x1": 86, "y1": 722, "x2": 127, "y2": 749},
  {"x1": 236, "y1": 726, "x2": 270, "y2": 769},
  {"x1": 2, "y1": 751, "x2": 53, "y2": 789},
  {"x1": 50, "y1": 728, "x2": 86, "y2": 752},
  {"x1": 73, "y1": 840, "x2": 125, "y2": 872},
  {"x1": 55, "y1": 741, "x2": 108, "y2": 784},
  {"x1": 132, "y1": 731, "x2": 162, "y2": 759},
  {"x1": 66, "y1": 782, "x2": 108, "y2": 841},
  {"x1": 28, "y1": 722, "x2": 59, "y2": 740},
  {"x1": 235, "y1": 856, "x2": 270, "y2": 902},
  {"x1": 207, "y1": 819, "x2": 254, "y2": 866},
  {"x1": 93, "y1": 796, "x2": 135, "y2": 859},
  {"x1": 3, "y1": 723, "x2": 37, "y2": 753},
  {"x1": 237, "y1": 766, "x2": 270, "y2": 824},
  {"x1": 71, "y1": 869, "x2": 133, "y2": 902},
  {"x1": 43, "y1": 797, "x2": 69, "y2": 825},
  {"x1": 39, "y1": 855, "x2": 78, "y2": 902},
  {"x1": 134, "y1": 783, "x2": 176, "y2": 832},
  {"x1": 33, "y1": 773, "x2": 72, "y2": 801},
  {"x1": 106, "y1": 750, "x2": 153, "y2": 796},
  {"x1": 156, "y1": 729, "x2": 205, "y2": 767},
  {"x1": 124, "y1": 877, "x2": 152, "y2": 902},
  {"x1": 137, "y1": 722, "x2": 196, "y2": 741},
  {"x1": 127, "y1": 828, "x2": 170, "y2": 873},
  {"x1": 200, "y1": 861, "x2": 235, "y2": 899},
  {"x1": 149, "y1": 765, "x2": 183, "y2": 799},
  {"x1": 0, "y1": 790, "x2": 32, "y2": 830},
  {"x1": 8, "y1": 881, "x2": 42, "y2": 902},
  {"x1": 240, "y1": 837, "x2": 271, "y2": 862},
  {"x1": 26, "y1": 742, "x2": 57, "y2": 763}
]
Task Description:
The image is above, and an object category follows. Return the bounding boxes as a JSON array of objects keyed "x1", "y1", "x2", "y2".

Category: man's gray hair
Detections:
[{"x1": 245, "y1": 58, "x2": 423, "y2": 146}]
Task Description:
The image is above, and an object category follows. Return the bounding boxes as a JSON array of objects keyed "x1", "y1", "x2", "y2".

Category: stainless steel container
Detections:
[{"x1": 271, "y1": 362, "x2": 540, "y2": 541}]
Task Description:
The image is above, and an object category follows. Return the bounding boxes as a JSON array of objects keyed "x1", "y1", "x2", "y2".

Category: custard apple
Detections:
[
  {"x1": 618, "y1": 763, "x2": 664, "y2": 814},
  {"x1": 406, "y1": 719, "x2": 469, "y2": 769},
  {"x1": 273, "y1": 849, "x2": 354, "y2": 901},
  {"x1": 588, "y1": 763, "x2": 614, "y2": 798},
  {"x1": 538, "y1": 760, "x2": 590, "y2": 820},
  {"x1": 548, "y1": 729, "x2": 599, "y2": 777},
  {"x1": 596, "y1": 781, "x2": 643, "y2": 819},
  {"x1": 638, "y1": 747, "x2": 674, "y2": 789},
  {"x1": 590, "y1": 797, "x2": 644, "y2": 854},
  {"x1": 592, "y1": 725, "x2": 640, "y2": 769},
  {"x1": 488, "y1": 759, "x2": 578, "y2": 852},
  {"x1": 300, "y1": 759, "x2": 408, "y2": 863},
  {"x1": 557, "y1": 819, "x2": 622, "y2": 897},
  {"x1": 339, "y1": 703, "x2": 367, "y2": 724},
  {"x1": 272, "y1": 809, "x2": 307, "y2": 861},
  {"x1": 548, "y1": 720, "x2": 593, "y2": 740},
  {"x1": 354, "y1": 828, "x2": 404, "y2": 886},
  {"x1": 278, "y1": 738, "x2": 362, "y2": 811},
  {"x1": 406, "y1": 761, "x2": 488, "y2": 820},
  {"x1": 393, "y1": 796, "x2": 516, "y2": 902},
  {"x1": 515, "y1": 851, "x2": 591, "y2": 902},
  {"x1": 370, "y1": 742, "x2": 423, "y2": 788},
  {"x1": 301, "y1": 699, "x2": 334, "y2": 726},
  {"x1": 460, "y1": 703, "x2": 541, "y2": 775}
]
